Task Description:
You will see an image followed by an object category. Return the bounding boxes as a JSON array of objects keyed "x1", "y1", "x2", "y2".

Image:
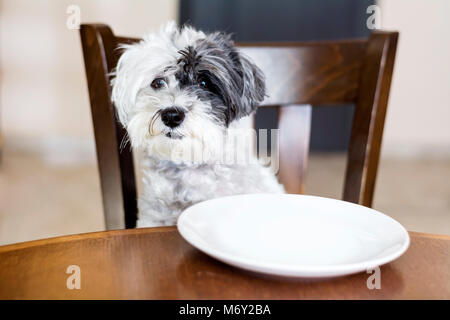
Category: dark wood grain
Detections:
[
  {"x1": 0, "y1": 229, "x2": 448, "y2": 299},
  {"x1": 343, "y1": 32, "x2": 399, "y2": 207},
  {"x1": 80, "y1": 24, "x2": 398, "y2": 228},
  {"x1": 278, "y1": 105, "x2": 312, "y2": 194},
  {"x1": 240, "y1": 42, "x2": 366, "y2": 106},
  {"x1": 80, "y1": 25, "x2": 137, "y2": 229}
]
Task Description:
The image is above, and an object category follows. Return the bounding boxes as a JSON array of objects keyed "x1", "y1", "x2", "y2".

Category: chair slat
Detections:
[
  {"x1": 343, "y1": 32, "x2": 398, "y2": 206},
  {"x1": 80, "y1": 25, "x2": 137, "y2": 229},
  {"x1": 240, "y1": 41, "x2": 366, "y2": 106},
  {"x1": 277, "y1": 105, "x2": 312, "y2": 194}
]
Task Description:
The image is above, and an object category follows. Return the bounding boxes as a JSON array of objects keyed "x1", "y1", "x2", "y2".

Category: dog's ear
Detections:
[
  {"x1": 208, "y1": 32, "x2": 265, "y2": 117},
  {"x1": 197, "y1": 31, "x2": 266, "y2": 122},
  {"x1": 236, "y1": 53, "x2": 266, "y2": 117},
  {"x1": 111, "y1": 43, "x2": 143, "y2": 127}
]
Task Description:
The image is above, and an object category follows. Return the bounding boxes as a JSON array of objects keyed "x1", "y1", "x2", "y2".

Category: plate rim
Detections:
[{"x1": 177, "y1": 193, "x2": 410, "y2": 277}]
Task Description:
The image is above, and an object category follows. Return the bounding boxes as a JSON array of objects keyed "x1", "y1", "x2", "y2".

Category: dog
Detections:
[{"x1": 111, "y1": 22, "x2": 284, "y2": 227}]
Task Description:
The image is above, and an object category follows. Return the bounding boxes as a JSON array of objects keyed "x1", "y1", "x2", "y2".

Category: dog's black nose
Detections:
[{"x1": 161, "y1": 107, "x2": 185, "y2": 128}]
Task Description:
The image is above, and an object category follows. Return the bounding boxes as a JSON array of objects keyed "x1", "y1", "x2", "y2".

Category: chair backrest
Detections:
[{"x1": 80, "y1": 24, "x2": 398, "y2": 230}]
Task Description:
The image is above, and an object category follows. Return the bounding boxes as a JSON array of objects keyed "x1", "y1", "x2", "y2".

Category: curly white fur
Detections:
[{"x1": 112, "y1": 22, "x2": 284, "y2": 227}]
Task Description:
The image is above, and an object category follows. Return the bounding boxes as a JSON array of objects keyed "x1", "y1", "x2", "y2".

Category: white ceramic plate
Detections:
[{"x1": 177, "y1": 194, "x2": 410, "y2": 278}]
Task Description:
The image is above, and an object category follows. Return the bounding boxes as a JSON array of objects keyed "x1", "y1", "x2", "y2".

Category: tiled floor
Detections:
[{"x1": 0, "y1": 150, "x2": 449, "y2": 245}]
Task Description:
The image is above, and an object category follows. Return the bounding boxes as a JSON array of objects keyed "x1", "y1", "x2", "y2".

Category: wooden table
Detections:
[{"x1": 0, "y1": 228, "x2": 448, "y2": 299}]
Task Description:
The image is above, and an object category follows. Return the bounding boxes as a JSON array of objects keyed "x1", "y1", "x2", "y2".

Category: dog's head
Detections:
[{"x1": 111, "y1": 22, "x2": 265, "y2": 162}]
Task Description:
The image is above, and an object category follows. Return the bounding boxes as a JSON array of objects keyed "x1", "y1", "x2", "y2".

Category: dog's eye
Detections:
[
  {"x1": 151, "y1": 78, "x2": 166, "y2": 89},
  {"x1": 199, "y1": 79, "x2": 208, "y2": 88}
]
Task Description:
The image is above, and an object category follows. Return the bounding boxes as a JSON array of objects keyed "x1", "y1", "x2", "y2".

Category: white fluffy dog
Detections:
[{"x1": 112, "y1": 22, "x2": 284, "y2": 227}]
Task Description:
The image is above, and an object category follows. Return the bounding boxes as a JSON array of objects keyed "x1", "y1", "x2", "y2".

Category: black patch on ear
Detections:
[{"x1": 237, "y1": 53, "x2": 266, "y2": 117}]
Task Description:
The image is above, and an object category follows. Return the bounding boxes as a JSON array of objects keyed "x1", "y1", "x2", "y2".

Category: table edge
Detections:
[
  {"x1": 0, "y1": 228, "x2": 448, "y2": 253},
  {"x1": 0, "y1": 226, "x2": 177, "y2": 253}
]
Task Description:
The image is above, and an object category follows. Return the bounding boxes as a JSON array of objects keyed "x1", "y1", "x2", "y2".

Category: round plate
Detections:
[{"x1": 177, "y1": 194, "x2": 410, "y2": 278}]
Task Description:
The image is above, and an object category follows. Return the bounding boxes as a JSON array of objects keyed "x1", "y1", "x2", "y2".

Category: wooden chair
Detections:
[{"x1": 80, "y1": 24, "x2": 398, "y2": 230}]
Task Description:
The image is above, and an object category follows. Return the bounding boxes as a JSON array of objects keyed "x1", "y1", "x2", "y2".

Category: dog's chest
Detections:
[{"x1": 141, "y1": 158, "x2": 281, "y2": 209}]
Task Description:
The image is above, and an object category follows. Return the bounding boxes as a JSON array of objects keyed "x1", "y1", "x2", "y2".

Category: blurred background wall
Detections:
[
  {"x1": 1, "y1": 0, "x2": 178, "y2": 164},
  {"x1": 379, "y1": 0, "x2": 450, "y2": 158}
]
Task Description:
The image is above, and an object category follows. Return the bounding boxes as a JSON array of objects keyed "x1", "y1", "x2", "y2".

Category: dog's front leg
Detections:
[{"x1": 137, "y1": 197, "x2": 180, "y2": 227}]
